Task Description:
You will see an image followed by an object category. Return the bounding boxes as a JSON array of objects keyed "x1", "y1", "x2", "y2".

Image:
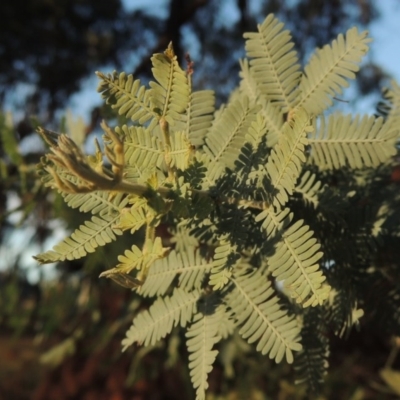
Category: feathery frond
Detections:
[
  {"x1": 114, "y1": 200, "x2": 148, "y2": 233},
  {"x1": 309, "y1": 113, "x2": 398, "y2": 170},
  {"x1": 209, "y1": 238, "x2": 240, "y2": 290},
  {"x1": 34, "y1": 14, "x2": 400, "y2": 399},
  {"x1": 383, "y1": 80, "x2": 400, "y2": 127},
  {"x1": 149, "y1": 44, "x2": 190, "y2": 126},
  {"x1": 117, "y1": 125, "x2": 164, "y2": 175},
  {"x1": 122, "y1": 288, "x2": 200, "y2": 349},
  {"x1": 244, "y1": 13, "x2": 301, "y2": 113},
  {"x1": 96, "y1": 71, "x2": 156, "y2": 127},
  {"x1": 239, "y1": 59, "x2": 284, "y2": 146},
  {"x1": 62, "y1": 191, "x2": 127, "y2": 216},
  {"x1": 269, "y1": 219, "x2": 329, "y2": 307},
  {"x1": 139, "y1": 248, "x2": 212, "y2": 297},
  {"x1": 100, "y1": 237, "x2": 168, "y2": 277},
  {"x1": 230, "y1": 268, "x2": 302, "y2": 363},
  {"x1": 184, "y1": 90, "x2": 215, "y2": 146},
  {"x1": 266, "y1": 109, "x2": 312, "y2": 208},
  {"x1": 204, "y1": 96, "x2": 257, "y2": 170},
  {"x1": 170, "y1": 221, "x2": 200, "y2": 253},
  {"x1": 186, "y1": 302, "x2": 223, "y2": 400},
  {"x1": 295, "y1": 307, "x2": 329, "y2": 395},
  {"x1": 170, "y1": 131, "x2": 194, "y2": 170},
  {"x1": 294, "y1": 170, "x2": 322, "y2": 208},
  {"x1": 298, "y1": 27, "x2": 371, "y2": 115},
  {"x1": 255, "y1": 207, "x2": 291, "y2": 239},
  {"x1": 34, "y1": 214, "x2": 123, "y2": 264},
  {"x1": 238, "y1": 58, "x2": 259, "y2": 105},
  {"x1": 327, "y1": 288, "x2": 364, "y2": 338}
]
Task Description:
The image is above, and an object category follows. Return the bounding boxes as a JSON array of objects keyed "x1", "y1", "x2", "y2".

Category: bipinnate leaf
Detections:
[
  {"x1": 169, "y1": 131, "x2": 194, "y2": 170},
  {"x1": 186, "y1": 305, "x2": 223, "y2": 400},
  {"x1": 100, "y1": 237, "x2": 168, "y2": 277},
  {"x1": 114, "y1": 202, "x2": 147, "y2": 233},
  {"x1": 255, "y1": 207, "x2": 292, "y2": 239},
  {"x1": 33, "y1": 14, "x2": 400, "y2": 400},
  {"x1": 63, "y1": 191, "x2": 125, "y2": 216},
  {"x1": 122, "y1": 288, "x2": 200, "y2": 349},
  {"x1": 96, "y1": 71, "x2": 155, "y2": 127},
  {"x1": 185, "y1": 90, "x2": 215, "y2": 146},
  {"x1": 269, "y1": 219, "x2": 330, "y2": 307},
  {"x1": 239, "y1": 59, "x2": 284, "y2": 146},
  {"x1": 299, "y1": 27, "x2": 371, "y2": 115},
  {"x1": 209, "y1": 238, "x2": 240, "y2": 290},
  {"x1": 149, "y1": 44, "x2": 190, "y2": 125},
  {"x1": 230, "y1": 268, "x2": 302, "y2": 363},
  {"x1": 140, "y1": 248, "x2": 212, "y2": 297},
  {"x1": 117, "y1": 125, "x2": 164, "y2": 175},
  {"x1": 266, "y1": 109, "x2": 312, "y2": 208},
  {"x1": 244, "y1": 13, "x2": 301, "y2": 113},
  {"x1": 204, "y1": 96, "x2": 257, "y2": 170},
  {"x1": 294, "y1": 170, "x2": 322, "y2": 208},
  {"x1": 34, "y1": 214, "x2": 123, "y2": 264},
  {"x1": 309, "y1": 113, "x2": 398, "y2": 170},
  {"x1": 294, "y1": 308, "x2": 329, "y2": 395}
]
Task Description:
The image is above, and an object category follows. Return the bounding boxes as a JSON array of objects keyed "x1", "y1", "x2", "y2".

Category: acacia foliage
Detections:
[{"x1": 34, "y1": 15, "x2": 400, "y2": 398}]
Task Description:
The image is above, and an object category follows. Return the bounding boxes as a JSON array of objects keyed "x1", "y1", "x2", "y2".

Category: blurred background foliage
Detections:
[{"x1": 1, "y1": 0, "x2": 400, "y2": 399}]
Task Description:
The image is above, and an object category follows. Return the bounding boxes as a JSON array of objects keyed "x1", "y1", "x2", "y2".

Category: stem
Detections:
[{"x1": 159, "y1": 117, "x2": 176, "y2": 181}]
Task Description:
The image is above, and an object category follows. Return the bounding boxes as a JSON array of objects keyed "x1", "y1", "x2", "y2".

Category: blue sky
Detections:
[{"x1": 369, "y1": 0, "x2": 400, "y2": 81}]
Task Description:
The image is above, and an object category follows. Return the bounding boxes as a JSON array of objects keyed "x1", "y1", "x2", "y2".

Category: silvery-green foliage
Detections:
[{"x1": 35, "y1": 15, "x2": 400, "y2": 398}]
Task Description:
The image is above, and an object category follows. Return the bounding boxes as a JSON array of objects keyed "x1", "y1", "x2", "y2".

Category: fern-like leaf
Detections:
[
  {"x1": 229, "y1": 268, "x2": 302, "y2": 363},
  {"x1": 244, "y1": 13, "x2": 301, "y2": 113},
  {"x1": 101, "y1": 237, "x2": 168, "y2": 277},
  {"x1": 149, "y1": 44, "x2": 190, "y2": 126},
  {"x1": 298, "y1": 27, "x2": 371, "y2": 115},
  {"x1": 239, "y1": 59, "x2": 284, "y2": 147},
  {"x1": 208, "y1": 238, "x2": 240, "y2": 290},
  {"x1": 170, "y1": 131, "x2": 194, "y2": 170},
  {"x1": 114, "y1": 200, "x2": 148, "y2": 233},
  {"x1": 184, "y1": 90, "x2": 215, "y2": 146},
  {"x1": 122, "y1": 288, "x2": 200, "y2": 349},
  {"x1": 255, "y1": 207, "x2": 291, "y2": 239},
  {"x1": 186, "y1": 302, "x2": 223, "y2": 400},
  {"x1": 62, "y1": 191, "x2": 128, "y2": 217},
  {"x1": 117, "y1": 125, "x2": 164, "y2": 177},
  {"x1": 327, "y1": 288, "x2": 364, "y2": 338},
  {"x1": 34, "y1": 214, "x2": 123, "y2": 264},
  {"x1": 238, "y1": 58, "x2": 259, "y2": 105},
  {"x1": 309, "y1": 113, "x2": 398, "y2": 170},
  {"x1": 170, "y1": 221, "x2": 200, "y2": 253},
  {"x1": 204, "y1": 96, "x2": 257, "y2": 170},
  {"x1": 266, "y1": 109, "x2": 312, "y2": 208},
  {"x1": 294, "y1": 307, "x2": 329, "y2": 395},
  {"x1": 96, "y1": 71, "x2": 156, "y2": 127},
  {"x1": 139, "y1": 248, "x2": 212, "y2": 297},
  {"x1": 294, "y1": 170, "x2": 322, "y2": 208},
  {"x1": 269, "y1": 219, "x2": 330, "y2": 307}
]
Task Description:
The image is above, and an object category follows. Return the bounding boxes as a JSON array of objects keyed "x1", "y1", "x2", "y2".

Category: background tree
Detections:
[{"x1": 1, "y1": 1, "x2": 399, "y2": 399}]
